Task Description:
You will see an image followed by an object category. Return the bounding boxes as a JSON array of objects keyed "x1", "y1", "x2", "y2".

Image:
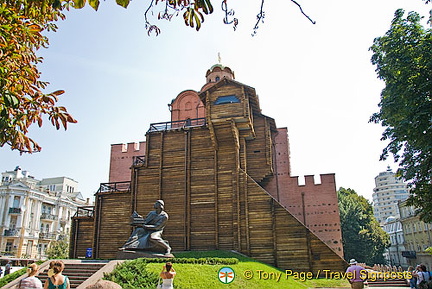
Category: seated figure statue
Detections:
[{"x1": 120, "y1": 200, "x2": 171, "y2": 254}]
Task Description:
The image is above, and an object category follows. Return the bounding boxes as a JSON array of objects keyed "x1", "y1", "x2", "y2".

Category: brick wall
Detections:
[{"x1": 109, "y1": 142, "x2": 146, "y2": 183}]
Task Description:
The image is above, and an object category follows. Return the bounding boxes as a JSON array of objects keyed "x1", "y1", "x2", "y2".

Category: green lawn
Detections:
[{"x1": 105, "y1": 250, "x2": 350, "y2": 289}]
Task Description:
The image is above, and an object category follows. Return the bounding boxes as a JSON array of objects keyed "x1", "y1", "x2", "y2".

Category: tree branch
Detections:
[
  {"x1": 290, "y1": 0, "x2": 316, "y2": 24},
  {"x1": 252, "y1": 0, "x2": 265, "y2": 36}
]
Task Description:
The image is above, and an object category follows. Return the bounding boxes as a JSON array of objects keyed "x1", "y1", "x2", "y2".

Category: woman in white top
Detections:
[
  {"x1": 159, "y1": 262, "x2": 176, "y2": 289},
  {"x1": 18, "y1": 263, "x2": 43, "y2": 289},
  {"x1": 415, "y1": 264, "x2": 430, "y2": 289}
]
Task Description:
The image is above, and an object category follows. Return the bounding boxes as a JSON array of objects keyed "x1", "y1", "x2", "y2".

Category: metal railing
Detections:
[
  {"x1": 8, "y1": 207, "x2": 21, "y2": 214},
  {"x1": 39, "y1": 232, "x2": 56, "y2": 239},
  {"x1": 147, "y1": 117, "x2": 206, "y2": 133},
  {"x1": 4, "y1": 229, "x2": 19, "y2": 236},
  {"x1": 74, "y1": 206, "x2": 95, "y2": 218},
  {"x1": 40, "y1": 213, "x2": 57, "y2": 221},
  {"x1": 97, "y1": 181, "x2": 131, "y2": 193},
  {"x1": 132, "y1": 155, "x2": 146, "y2": 166}
]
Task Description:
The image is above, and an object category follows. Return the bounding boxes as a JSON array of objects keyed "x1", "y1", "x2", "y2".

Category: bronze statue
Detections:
[{"x1": 121, "y1": 200, "x2": 171, "y2": 254}]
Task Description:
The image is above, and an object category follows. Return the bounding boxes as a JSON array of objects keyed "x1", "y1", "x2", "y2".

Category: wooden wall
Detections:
[
  {"x1": 245, "y1": 115, "x2": 274, "y2": 183},
  {"x1": 70, "y1": 217, "x2": 94, "y2": 259},
  {"x1": 93, "y1": 191, "x2": 132, "y2": 259},
  {"x1": 207, "y1": 84, "x2": 245, "y2": 120},
  {"x1": 129, "y1": 122, "x2": 346, "y2": 272},
  {"x1": 244, "y1": 173, "x2": 346, "y2": 272}
]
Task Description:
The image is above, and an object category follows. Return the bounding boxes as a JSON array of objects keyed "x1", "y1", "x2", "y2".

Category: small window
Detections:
[
  {"x1": 214, "y1": 95, "x2": 240, "y2": 105},
  {"x1": 185, "y1": 101, "x2": 192, "y2": 111}
]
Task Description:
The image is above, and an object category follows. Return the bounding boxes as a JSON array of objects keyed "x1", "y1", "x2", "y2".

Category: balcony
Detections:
[
  {"x1": 39, "y1": 232, "x2": 56, "y2": 240},
  {"x1": 147, "y1": 117, "x2": 207, "y2": 133},
  {"x1": 74, "y1": 206, "x2": 94, "y2": 218},
  {"x1": 97, "y1": 181, "x2": 130, "y2": 194},
  {"x1": 402, "y1": 251, "x2": 417, "y2": 259},
  {"x1": 3, "y1": 229, "x2": 19, "y2": 236},
  {"x1": 40, "y1": 213, "x2": 57, "y2": 221},
  {"x1": 8, "y1": 207, "x2": 21, "y2": 214}
]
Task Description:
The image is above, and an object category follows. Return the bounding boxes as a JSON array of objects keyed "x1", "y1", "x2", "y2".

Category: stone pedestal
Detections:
[{"x1": 116, "y1": 250, "x2": 174, "y2": 260}]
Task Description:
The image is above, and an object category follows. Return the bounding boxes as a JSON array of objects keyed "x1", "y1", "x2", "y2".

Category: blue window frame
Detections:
[{"x1": 214, "y1": 95, "x2": 240, "y2": 105}]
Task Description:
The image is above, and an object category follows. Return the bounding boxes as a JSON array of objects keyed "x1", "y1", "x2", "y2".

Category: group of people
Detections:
[
  {"x1": 17, "y1": 260, "x2": 69, "y2": 289},
  {"x1": 408, "y1": 264, "x2": 432, "y2": 289},
  {"x1": 16, "y1": 260, "x2": 176, "y2": 289},
  {"x1": 346, "y1": 258, "x2": 432, "y2": 289}
]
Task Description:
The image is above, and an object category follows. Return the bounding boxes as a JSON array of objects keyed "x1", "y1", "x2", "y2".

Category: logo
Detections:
[{"x1": 218, "y1": 267, "x2": 235, "y2": 284}]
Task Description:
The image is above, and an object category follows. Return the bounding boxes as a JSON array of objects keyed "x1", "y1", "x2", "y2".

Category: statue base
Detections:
[{"x1": 116, "y1": 249, "x2": 175, "y2": 260}]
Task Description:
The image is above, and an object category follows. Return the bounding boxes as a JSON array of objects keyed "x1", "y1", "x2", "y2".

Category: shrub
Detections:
[
  {"x1": 0, "y1": 268, "x2": 27, "y2": 288},
  {"x1": 104, "y1": 260, "x2": 158, "y2": 289}
]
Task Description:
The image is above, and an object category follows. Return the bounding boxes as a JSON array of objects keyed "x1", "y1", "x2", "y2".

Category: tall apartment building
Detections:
[
  {"x1": 372, "y1": 166, "x2": 409, "y2": 224},
  {"x1": 0, "y1": 166, "x2": 87, "y2": 258}
]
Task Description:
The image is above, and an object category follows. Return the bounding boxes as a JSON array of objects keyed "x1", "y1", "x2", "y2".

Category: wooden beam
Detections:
[
  {"x1": 214, "y1": 150, "x2": 219, "y2": 249},
  {"x1": 159, "y1": 132, "x2": 164, "y2": 200},
  {"x1": 242, "y1": 169, "x2": 250, "y2": 255},
  {"x1": 271, "y1": 198, "x2": 278, "y2": 268},
  {"x1": 185, "y1": 130, "x2": 191, "y2": 250}
]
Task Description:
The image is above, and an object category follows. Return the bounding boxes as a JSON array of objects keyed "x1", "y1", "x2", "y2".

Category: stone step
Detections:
[
  {"x1": 38, "y1": 262, "x2": 107, "y2": 288},
  {"x1": 367, "y1": 278, "x2": 409, "y2": 287}
]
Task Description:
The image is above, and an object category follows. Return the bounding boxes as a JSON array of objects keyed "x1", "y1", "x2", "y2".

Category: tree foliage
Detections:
[
  {"x1": 0, "y1": 1, "x2": 77, "y2": 153},
  {"x1": 72, "y1": 0, "x2": 316, "y2": 36},
  {"x1": 45, "y1": 239, "x2": 69, "y2": 259},
  {"x1": 338, "y1": 188, "x2": 390, "y2": 265},
  {"x1": 369, "y1": 9, "x2": 432, "y2": 222}
]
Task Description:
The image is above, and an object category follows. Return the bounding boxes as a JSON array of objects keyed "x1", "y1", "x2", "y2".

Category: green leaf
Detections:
[
  {"x1": 89, "y1": 0, "x2": 100, "y2": 10},
  {"x1": 4, "y1": 95, "x2": 19, "y2": 107},
  {"x1": 116, "y1": 0, "x2": 131, "y2": 8},
  {"x1": 73, "y1": 0, "x2": 87, "y2": 9}
]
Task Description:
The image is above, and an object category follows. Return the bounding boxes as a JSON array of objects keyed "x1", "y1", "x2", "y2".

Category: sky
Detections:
[{"x1": 1, "y1": 0, "x2": 431, "y2": 201}]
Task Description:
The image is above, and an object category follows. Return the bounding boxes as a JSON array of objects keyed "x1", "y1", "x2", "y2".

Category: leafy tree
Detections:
[
  {"x1": 45, "y1": 239, "x2": 70, "y2": 259},
  {"x1": 338, "y1": 187, "x2": 390, "y2": 265},
  {"x1": 0, "y1": 1, "x2": 77, "y2": 153},
  {"x1": 369, "y1": 9, "x2": 432, "y2": 222}
]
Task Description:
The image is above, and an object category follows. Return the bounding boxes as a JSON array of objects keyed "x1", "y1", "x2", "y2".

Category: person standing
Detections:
[
  {"x1": 159, "y1": 262, "x2": 176, "y2": 289},
  {"x1": 408, "y1": 265, "x2": 418, "y2": 289},
  {"x1": 346, "y1": 259, "x2": 367, "y2": 289},
  {"x1": 4, "y1": 261, "x2": 12, "y2": 276},
  {"x1": 415, "y1": 264, "x2": 431, "y2": 289},
  {"x1": 44, "y1": 260, "x2": 70, "y2": 289},
  {"x1": 18, "y1": 263, "x2": 43, "y2": 289}
]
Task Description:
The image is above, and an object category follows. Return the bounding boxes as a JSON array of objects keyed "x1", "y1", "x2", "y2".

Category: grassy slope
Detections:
[{"x1": 144, "y1": 251, "x2": 350, "y2": 289}]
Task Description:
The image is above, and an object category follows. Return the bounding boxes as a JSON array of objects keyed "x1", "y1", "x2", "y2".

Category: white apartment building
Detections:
[
  {"x1": 372, "y1": 166, "x2": 409, "y2": 224},
  {"x1": 0, "y1": 166, "x2": 87, "y2": 259},
  {"x1": 382, "y1": 216, "x2": 409, "y2": 267}
]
